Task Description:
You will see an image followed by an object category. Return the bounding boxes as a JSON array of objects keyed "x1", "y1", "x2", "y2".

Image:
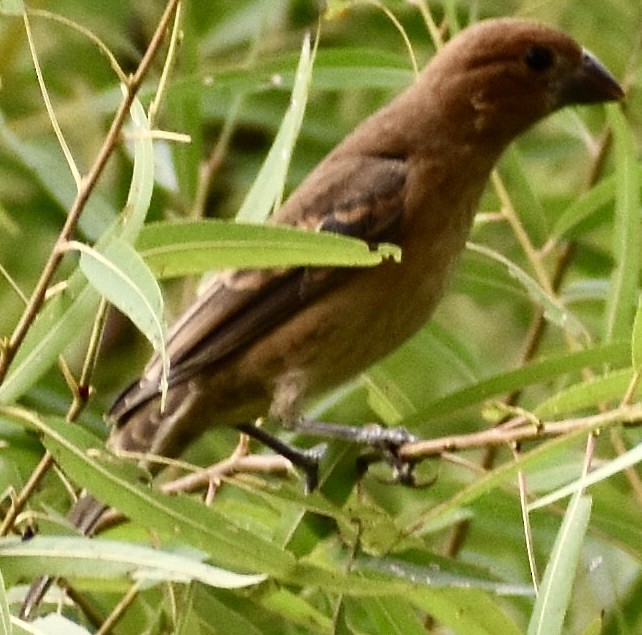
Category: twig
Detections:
[
  {"x1": 445, "y1": 124, "x2": 617, "y2": 558},
  {"x1": 0, "y1": 452, "x2": 53, "y2": 536},
  {"x1": 160, "y1": 453, "x2": 292, "y2": 495},
  {"x1": 0, "y1": 0, "x2": 181, "y2": 382},
  {"x1": 514, "y1": 446, "x2": 539, "y2": 594},
  {"x1": 397, "y1": 406, "x2": 642, "y2": 461},
  {"x1": 95, "y1": 580, "x2": 142, "y2": 635},
  {"x1": 22, "y1": 11, "x2": 80, "y2": 187},
  {"x1": 0, "y1": 0, "x2": 181, "y2": 540},
  {"x1": 70, "y1": 452, "x2": 292, "y2": 535}
]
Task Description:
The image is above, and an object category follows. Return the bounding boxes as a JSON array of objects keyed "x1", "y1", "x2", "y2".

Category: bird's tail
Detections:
[
  {"x1": 19, "y1": 382, "x2": 197, "y2": 620},
  {"x1": 19, "y1": 493, "x2": 108, "y2": 620}
]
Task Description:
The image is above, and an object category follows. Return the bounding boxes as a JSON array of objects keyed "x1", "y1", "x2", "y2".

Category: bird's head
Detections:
[{"x1": 424, "y1": 18, "x2": 624, "y2": 145}]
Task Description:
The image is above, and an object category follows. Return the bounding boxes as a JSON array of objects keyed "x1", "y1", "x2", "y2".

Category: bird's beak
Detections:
[{"x1": 558, "y1": 49, "x2": 625, "y2": 106}]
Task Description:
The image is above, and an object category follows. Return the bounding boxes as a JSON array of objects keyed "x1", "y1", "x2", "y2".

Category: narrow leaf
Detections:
[
  {"x1": 466, "y1": 242, "x2": 587, "y2": 339},
  {"x1": 409, "y1": 341, "x2": 629, "y2": 423},
  {"x1": 22, "y1": 413, "x2": 295, "y2": 577},
  {"x1": 527, "y1": 493, "x2": 592, "y2": 635},
  {"x1": 0, "y1": 536, "x2": 266, "y2": 589},
  {"x1": 137, "y1": 219, "x2": 400, "y2": 278},
  {"x1": 0, "y1": 279, "x2": 100, "y2": 405},
  {"x1": 77, "y1": 238, "x2": 169, "y2": 400},
  {"x1": 604, "y1": 105, "x2": 640, "y2": 341},
  {"x1": 236, "y1": 32, "x2": 314, "y2": 222},
  {"x1": 119, "y1": 97, "x2": 156, "y2": 242},
  {"x1": 0, "y1": 569, "x2": 11, "y2": 635},
  {"x1": 535, "y1": 367, "x2": 634, "y2": 419},
  {"x1": 550, "y1": 173, "x2": 616, "y2": 242},
  {"x1": 529, "y1": 442, "x2": 642, "y2": 510}
]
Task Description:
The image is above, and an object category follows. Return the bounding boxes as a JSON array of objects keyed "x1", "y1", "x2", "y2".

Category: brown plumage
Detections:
[{"x1": 21, "y1": 17, "x2": 623, "y2": 618}]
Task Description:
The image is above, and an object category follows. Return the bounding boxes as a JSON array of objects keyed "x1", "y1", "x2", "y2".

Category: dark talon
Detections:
[
  {"x1": 299, "y1": 443, "x2": 327, "y2": 493},
  {"x1": 236, "y1": 423, "x2": 327, "y2": 492},
  {"x1": 391, "y1": 458, "x2": 418, "y2": 487}
]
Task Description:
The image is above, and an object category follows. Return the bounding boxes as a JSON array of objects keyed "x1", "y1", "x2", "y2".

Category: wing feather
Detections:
[{"x1": 109, "y1": 155, "x2": 407, "y2": 421}]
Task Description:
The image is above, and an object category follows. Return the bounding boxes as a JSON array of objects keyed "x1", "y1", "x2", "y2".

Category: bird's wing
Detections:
[{"x1": 109, "y1": 154, "x2": 407, "y2": 420}]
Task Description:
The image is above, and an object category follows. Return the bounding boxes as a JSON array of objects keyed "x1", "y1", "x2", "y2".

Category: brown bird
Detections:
[{"x1": 21, "y1": 17, "x2": 623, "y2": 618}]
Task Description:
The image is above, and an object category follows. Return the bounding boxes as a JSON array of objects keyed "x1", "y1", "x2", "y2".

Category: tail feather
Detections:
[
  {"x1": 19, "y1": 494, "x2": 107, "y2": 620},
  {"x1": 20, "y1": 381, "x2": 200, "y2": 620}
]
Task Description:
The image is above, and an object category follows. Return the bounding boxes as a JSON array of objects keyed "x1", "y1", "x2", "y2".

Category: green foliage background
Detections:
[{"x1": 0, "y1": 1, "x2": 641, "y2": 633}]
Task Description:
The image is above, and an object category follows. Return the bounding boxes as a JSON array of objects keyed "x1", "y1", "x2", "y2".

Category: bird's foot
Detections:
[
  {"x1": 236, "y1": 422, "x2": 326, "y2": 492},
  {"x1": 294, "y1": 419, "x2": 417, "y2": 445},
  {"x1": 294, "y1": 419, "x2": 419, "y2": 486}
]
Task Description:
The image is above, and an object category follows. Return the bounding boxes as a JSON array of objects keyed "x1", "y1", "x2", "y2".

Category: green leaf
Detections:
[
  {"x1": 260, "y1": 587, "x2": 333, "y2": 632},
  {"x1": 0, "y1": 569, "x2": 10, "y2": 635},
  {"x1": 364, "y1": 367, "x2": 416, "y2": 426},
  {"x1": 28, "y1": 414, "x2": 295, "y2": 577},
  {"x1": 535, "y1": 367, "x2": 634, "y2": 419},
  {"x1": 0, "y1": 98, "x2": 154, "y2": 404},
  {"x1": 549, "y1": 172, "x2": 616, "y2": 242},
  {"x1": 409, "y1": 340, "x2": 629, "y2": 422},
  {"x1": 0, "y1": 536, "x2": 265, "y2": 588},
  {"x1": 236, "y1": 32, "x2": 315, "y2": 222},
  {"x1": 604, "y1": 105, "x2": 640, "y2": 341},
  {"x1": 0, "y1": 277, "x2": 100, "y2": 405},
  {"x1": 345, "y1": 596, "x2": 426, "y2": 635},
  {"x1": 527, "y1": 493, "x2": 592, "y2": 635},
  {"x1": 137, "y1": 219, "x2": 400, "y2": 278},
  {"x1": 357, "y1": 555, "x2": 532, "y2": 597},
  {"x1": 466, "y1": 242, "x2": 587, "y2": 339},
  {"x1": 410, "y1": 587, "x2": 523, "y2": 635},
  {"x1": 529, "y1": 442, "x2": 642, "y2": 510},
  {"x1": 119, "y1": 98, "x2": 156, "y2": 242},
  {"x1": 77, "y1": 238, "x2": 169, "y2": 400},
  {"x1": 189, "y1": 588, "x2": 265, "y2": 635}
]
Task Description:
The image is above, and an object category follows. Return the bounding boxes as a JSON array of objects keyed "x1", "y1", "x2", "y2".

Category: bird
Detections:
[{"x1": 21, "y1": 17, "x2": 623, "y2": 618}]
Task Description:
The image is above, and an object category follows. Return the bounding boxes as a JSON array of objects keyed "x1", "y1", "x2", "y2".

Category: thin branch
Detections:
[
  {"x1": 95, "y1": 580, "x2": 142, "y2": 635},
  {"x1": 0, "y1": 0, "x2": 180, "y2": 383},
  {"x1": 23, "y1": 11, "x2": 81, "y2": 187},
  {"x1": 0, "y1": 452, "x2": 53, "y2": 536},
  {"x1": 148, "y1": 0, "x2": 183, "y2": 128},
  {"x1": 29, "y1": 9, "x2": 128, "y2": 84},
  {"x1": 161, "y1": 454, "x2": 293, "y2": 495},
  {"x1": 78, "y1": 453, "x2": 292, "y2": 535},
  {"x1": 491, "y1": 171, "x2": 552, "y2": 295},
  {"x1": 514, "y1": 446, "x2": 539, "y2": 594},
  {"x1": 0, "y1": 260, "x2": 28, "y2": 305},
  {"x1": 398, "y1": 405, "x2": 642, "y2": 461},
  {"x1": 0, "y1": 0, "x2": 181, "y2": 538}
]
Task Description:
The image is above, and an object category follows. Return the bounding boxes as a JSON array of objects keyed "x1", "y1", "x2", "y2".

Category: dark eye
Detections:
[{"x1": 524, "y1": 45, "x2": 554, "y2": 72}]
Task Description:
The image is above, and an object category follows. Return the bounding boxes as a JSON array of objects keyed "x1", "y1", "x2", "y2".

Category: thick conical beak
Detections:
[{"x1": 558, "y1": 49, "x2": 624, "y2": 107}]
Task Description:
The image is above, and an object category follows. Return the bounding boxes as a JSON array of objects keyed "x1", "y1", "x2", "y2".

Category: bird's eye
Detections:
[{"x1": 524, "y1": 45, "x2": 554, "y2": 72}]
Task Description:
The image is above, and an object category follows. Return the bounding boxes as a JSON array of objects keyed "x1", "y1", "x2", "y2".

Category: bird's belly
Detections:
[{"x1": 235, "y1": 257, "x2": 450, "y2": 409}]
